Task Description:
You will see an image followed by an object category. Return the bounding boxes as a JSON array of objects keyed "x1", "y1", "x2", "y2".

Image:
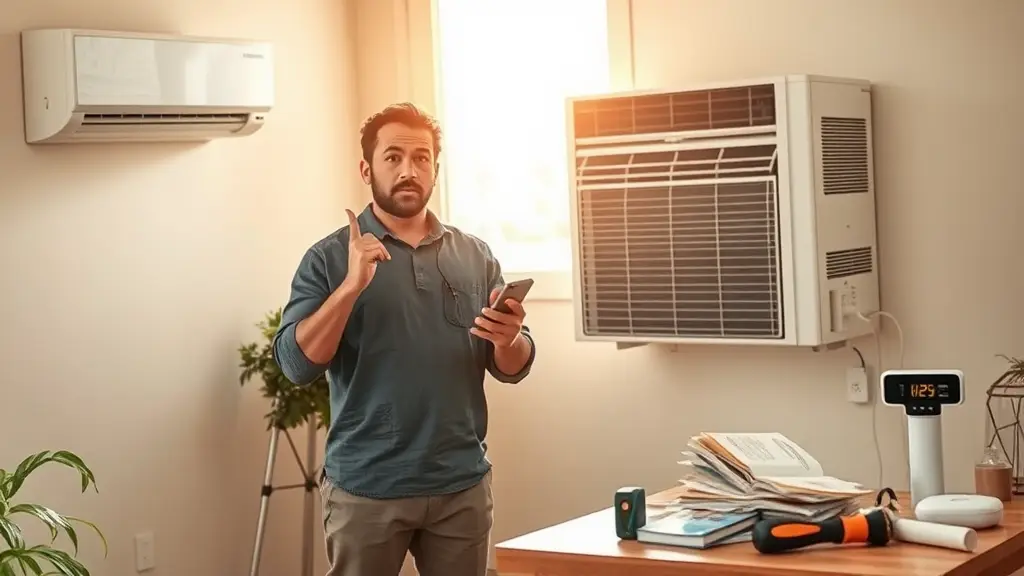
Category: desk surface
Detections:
[{"x1": 495, "y1": 489, "x2": 1024, "y2": 576}]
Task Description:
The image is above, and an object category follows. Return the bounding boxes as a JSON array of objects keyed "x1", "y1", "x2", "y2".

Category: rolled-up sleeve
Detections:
[
  {"x1": 488, "y1": 328, "x2": 536, "y2": 384},
  {"x1": 273, "y1": 246, "x2": 333, "y2": 385},
  {"x1": 482, "y1": 245, "x2": 536, "y2": 384}
]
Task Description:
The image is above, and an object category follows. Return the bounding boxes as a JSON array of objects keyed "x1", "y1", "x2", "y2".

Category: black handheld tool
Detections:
[{"x1": 751, "y1": 507, "x2": 893, "y2": 554}]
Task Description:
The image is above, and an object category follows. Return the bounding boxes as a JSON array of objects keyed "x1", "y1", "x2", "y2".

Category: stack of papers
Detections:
[{"x1": 656, "y1": 432, "x2": 872, "y2": 523}]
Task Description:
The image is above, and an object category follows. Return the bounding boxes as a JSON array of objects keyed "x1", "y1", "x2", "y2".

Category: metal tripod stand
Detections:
[{"x1": 248, "y1": 417, "x2": 319, "y2": 576}]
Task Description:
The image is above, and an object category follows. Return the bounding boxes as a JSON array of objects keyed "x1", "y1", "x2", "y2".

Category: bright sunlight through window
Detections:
[{"x1": 434, "y1": 0, "x2": 610, "y2": 275}]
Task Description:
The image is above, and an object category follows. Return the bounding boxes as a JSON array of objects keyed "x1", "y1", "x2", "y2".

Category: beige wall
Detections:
[
  {"x1": 0, "y1": 0, "x2": 359, "y2": 574},
  {"x1": 365, "y1": 0, "x2": 1024, "y2": 569}
]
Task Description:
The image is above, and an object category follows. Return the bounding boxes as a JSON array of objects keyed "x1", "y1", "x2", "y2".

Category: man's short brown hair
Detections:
[{"x1": 359, "y1": 102, "x2": 443, "y2": 164}]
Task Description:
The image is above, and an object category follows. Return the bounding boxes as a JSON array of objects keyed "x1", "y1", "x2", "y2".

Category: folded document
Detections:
[{"x1": 653, "y1": 432, "x2": 871, "y2": 522}]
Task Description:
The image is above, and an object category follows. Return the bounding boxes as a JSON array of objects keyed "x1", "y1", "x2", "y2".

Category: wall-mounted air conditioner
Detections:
[
  {"x1": 566, "y1": 75, "x2": 879, "y2": 348},
  {"x1": 20, "y1": 28, "x2": 274, "y2": 144}
]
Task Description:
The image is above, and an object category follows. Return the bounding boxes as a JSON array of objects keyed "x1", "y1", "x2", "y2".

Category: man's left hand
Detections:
[{"x1": 470, "y1": 288, "x2": 526, "y2": 348}]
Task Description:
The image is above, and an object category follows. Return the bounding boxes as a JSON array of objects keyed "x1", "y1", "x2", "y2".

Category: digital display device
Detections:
[
  {"x1": 881, "y1": 370, "x2": 964, "y2": 415},
  {"x1": 881, "y1": 369, "x2": 965, "y2": 509}
]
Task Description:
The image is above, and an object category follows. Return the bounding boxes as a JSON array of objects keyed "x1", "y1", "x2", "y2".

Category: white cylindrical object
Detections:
[
  {"x1": 908, "y1": 415, "x2": 944, "y2": 508},
  {"x1": 893, "y1": 518, "x2": 977, "y2": 552}
]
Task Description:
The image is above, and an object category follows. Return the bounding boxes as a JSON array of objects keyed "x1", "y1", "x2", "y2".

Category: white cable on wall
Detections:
[{"x1": 856, "y1": 310, "x2": 907, "y2": 490}]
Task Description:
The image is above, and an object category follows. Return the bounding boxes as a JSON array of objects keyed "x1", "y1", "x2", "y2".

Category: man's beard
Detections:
[{"x1": 371, "y1": 176, "x2": 432, "y2": 219}]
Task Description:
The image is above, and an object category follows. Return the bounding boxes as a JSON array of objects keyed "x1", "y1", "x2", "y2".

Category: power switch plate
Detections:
[
  {"x1": 846, "y1": 367, "x2": 869, "y2": 404},
  {"x1": 134, "y1": 531, "x2": 156, "y2": 572}
]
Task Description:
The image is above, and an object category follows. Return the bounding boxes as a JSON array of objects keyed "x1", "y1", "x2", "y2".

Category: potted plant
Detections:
[
  {"x1": 238, "y1": 308, "x2": 330, "y2": 576},
  {"x1": 238, "y1": 308, "x2": 330, "y2": 431},
  {"x1": 985, "y1": 354, "x2": 1024, "y2": 493},
  {"x1": 0, "y1": 450, "x2": 106, "y2": 575}
]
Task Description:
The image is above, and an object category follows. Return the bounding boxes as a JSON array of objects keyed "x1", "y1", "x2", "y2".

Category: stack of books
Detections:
[{"x1": 639, "y1": 432, "x2": 872, "y2": 549}]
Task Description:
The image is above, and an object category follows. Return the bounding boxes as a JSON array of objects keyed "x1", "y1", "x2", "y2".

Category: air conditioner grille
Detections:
[
  {"x1": 573, "y1": 84, "x2": 776, "y2": 139},
  {"x1": 577, "y1": 171, "x2": 782, "y2": 339},
  {"x1": 577, "y1": 144, "x2": 778, "y2": 189},
  {"x1": 825, "y1": 246, "x2": 873, "y2": 279},
  {"x1": 82, "y1": 113, "x2": 249, "y2": 125},
  {"x1": 820, "y1": 116, "x2": 870, "y2": 195}
]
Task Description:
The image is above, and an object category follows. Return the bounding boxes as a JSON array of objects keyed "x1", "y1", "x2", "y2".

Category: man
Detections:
[{"x1": 273, "y1": 102, "x2": 536, "y2": 576}]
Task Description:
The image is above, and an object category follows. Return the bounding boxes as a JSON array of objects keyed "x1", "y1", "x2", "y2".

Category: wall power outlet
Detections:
[{"x1": 846, "y1": 367, "x2": 869, "y2": 404}]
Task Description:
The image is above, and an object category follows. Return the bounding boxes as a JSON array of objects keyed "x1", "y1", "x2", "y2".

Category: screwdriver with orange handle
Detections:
[{"x1": 751, "y1": 507, "x2": 893, "y2": 554}]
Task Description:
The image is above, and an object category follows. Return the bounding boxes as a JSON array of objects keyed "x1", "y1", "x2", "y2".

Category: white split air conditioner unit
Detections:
[
  {"x1": 567, "y1": 75, "x2": 880, "y2": 348},
  {"x1": 20, "y1": 28, "x2": 274, "y2": 144}
]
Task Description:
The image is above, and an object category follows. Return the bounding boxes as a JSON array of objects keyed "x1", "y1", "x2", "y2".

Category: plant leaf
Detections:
[
  {"x1": 2, "y1": 546, "x2": 89, "y2": 576},
  {"x1": 7, "y1": 452, "x2": 51, "y2": 499},
  {"x1": 48, "y1": 453, "x2": 97, "y2": 494},
  {"x1": 65, "y1": 517, "x2": 107, "y2": 558},
  {"x1": 9, "y1": 504, "x2": 77, "y2": 554},
  {"x1": 238, "y1": 307, "x2": 331, "y2": 431},
  {"x1": 15, "y1": 554, "x2": 44, "y2": 575},
  {"x1": 0, "y1": 451, "x2": 103, "y2": 575},
  {"x1": 0, "y1": 548, "x2": 75, "y2": 576},
  {"x1": 6, "y1": 452, "x2": 97, "y2": 500},
  {"x1": 0, "y1": 516, "x2": 24, "y2": 549},
  {"x1": 40, "y1": 547, "x2": 89, "y2": 576}
]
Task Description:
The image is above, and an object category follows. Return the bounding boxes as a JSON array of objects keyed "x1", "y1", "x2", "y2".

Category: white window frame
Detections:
[{"x1": 413, "y1": 0, "x2": 635, "y2": 301}]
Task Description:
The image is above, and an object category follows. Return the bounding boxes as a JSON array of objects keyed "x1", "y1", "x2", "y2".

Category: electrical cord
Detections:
[
  {"x1": 851, "y1": 346, "x2": 866, "y2": 369},
  {"x1": 856, "y1": 310, "x2": 906, "y2": 491}
]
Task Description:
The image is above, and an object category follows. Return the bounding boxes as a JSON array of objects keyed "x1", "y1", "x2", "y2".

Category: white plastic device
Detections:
[
  {"x1": 891, "y1": 517, "x2": 978, "y2": 552},
  {"x1": 20, "y1": 28, "x2": 274, "y2": 144},
  {"x1": 915, "y1": 494, "x2": 1003, "y2": 529},
  {"x1": 880, "y1": 369, "x2": 965, "y2": 508}
]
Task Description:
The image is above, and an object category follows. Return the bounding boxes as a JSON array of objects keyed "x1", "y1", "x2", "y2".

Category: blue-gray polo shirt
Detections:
[{"x1": 273, "y1": 204, "x2": 536, "y2": 499}]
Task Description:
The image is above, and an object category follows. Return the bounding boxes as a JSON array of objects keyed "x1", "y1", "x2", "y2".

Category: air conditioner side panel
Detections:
[
  {"x1": 21, "y1": 29, "x2": 79, "y2": 144},
  {"x1": 810, "y1": 79, "x2": 879, "y2": 344},
  {"x1": 781, "y1": 78, "x2": 820, "y2": 346},
  {"x1": 566, "y1": 95, "x2": 589, "y2": 342}
]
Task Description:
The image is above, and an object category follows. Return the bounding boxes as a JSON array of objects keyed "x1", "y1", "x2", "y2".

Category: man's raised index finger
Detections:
[{"x1": 345, "y1": 209, "x2": 361, "y2": 241}]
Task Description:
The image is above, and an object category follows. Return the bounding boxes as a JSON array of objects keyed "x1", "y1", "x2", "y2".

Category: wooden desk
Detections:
[{"x1": 495, "y1": 490, "x2": 1024, "y2": 575}]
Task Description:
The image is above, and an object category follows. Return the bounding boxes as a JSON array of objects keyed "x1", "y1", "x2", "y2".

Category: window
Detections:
[{"x1": 433, "y1": 0, "x2": 611, "y2": 292}]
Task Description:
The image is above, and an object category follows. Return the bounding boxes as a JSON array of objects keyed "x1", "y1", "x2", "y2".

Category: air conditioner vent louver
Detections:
[
  {"x1": 820, "y1": 116, "x2": 870, "y2": 194},
  {"x1": 572, "y1": 84, "x2": 776, "y2": 139},
  {"x1": 577, "y1": 146, "x2": 783, "y2": 339},
  {"x1": 82, "y1": 113, "x2": 249, "y2": 125},
  {"x1": 825, "y1": 246, "x2": 873, "y2": 279},
  {"x1": 576, "y1": 144, "x2": 778, "y2": 189}
]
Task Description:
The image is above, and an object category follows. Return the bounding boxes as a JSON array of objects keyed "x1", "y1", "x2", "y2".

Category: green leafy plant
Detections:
[
  {"x1": 0, "y1": 450, "x2": 107, "y2": 576},
  {"x1": 239, "y1": 308, "x2": 330, "y2": 430}
]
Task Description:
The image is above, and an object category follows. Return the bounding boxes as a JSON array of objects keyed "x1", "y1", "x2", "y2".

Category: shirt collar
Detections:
[{"x1": 358, "y1": 203, "x2": 450, "y2": 243}]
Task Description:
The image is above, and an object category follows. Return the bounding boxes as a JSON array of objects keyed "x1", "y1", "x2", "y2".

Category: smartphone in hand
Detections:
[{"x1": 491, "y1": 279, "x2": 534, "y2": 313}]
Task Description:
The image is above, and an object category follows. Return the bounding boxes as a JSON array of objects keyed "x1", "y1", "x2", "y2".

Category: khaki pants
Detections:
[{"x1": 319, "y1": 470, "x2": 493, "y2": 576}]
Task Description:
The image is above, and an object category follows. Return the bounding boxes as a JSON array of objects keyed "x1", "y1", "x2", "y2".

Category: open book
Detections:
[{"x1": 665, "y1": 432, "x2": 871, "y2": 517}]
